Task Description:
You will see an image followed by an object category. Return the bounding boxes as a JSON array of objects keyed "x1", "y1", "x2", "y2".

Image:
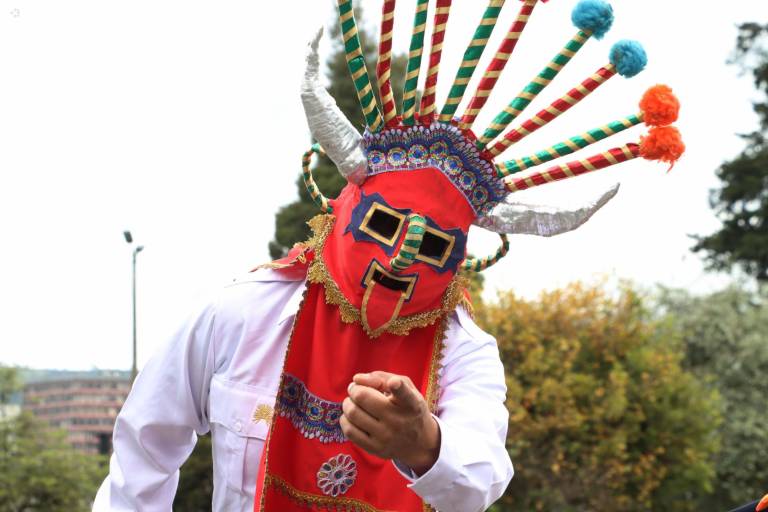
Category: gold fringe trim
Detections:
[
  {"x1": 304, "y1": 214, "x2": 469, "y2": 338},
  {"x1": 425, "y1": 315, "x2": 448, "y2": 415},
  {"x1": 265, "y1": 473, "x2": 393, "y2": 512}
]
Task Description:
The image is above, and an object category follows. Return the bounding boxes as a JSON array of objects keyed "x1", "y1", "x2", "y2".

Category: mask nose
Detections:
[{"x1": 389, "y1": 213, "x2": 426, "y2": 273}]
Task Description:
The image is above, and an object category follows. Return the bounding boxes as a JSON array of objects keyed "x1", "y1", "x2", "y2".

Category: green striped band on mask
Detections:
[
  {"x1": 390, "y1": 214, "x2": 427, "y2": 272},
  {"x1": 301, "y1": 144, "x2": 333, "y2": 213},
  {"x1": 461, "y1": 234, "x2": 509, "y2": 271}
]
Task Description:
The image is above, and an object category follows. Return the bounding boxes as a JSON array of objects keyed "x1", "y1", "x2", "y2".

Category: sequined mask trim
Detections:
[{"x1": 361, "y1": 123, "x2": 506, "y2": 217}]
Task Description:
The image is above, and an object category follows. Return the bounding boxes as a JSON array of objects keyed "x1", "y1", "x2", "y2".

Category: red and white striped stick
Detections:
[
  {"x1": 504, "y1": 143, "x2": 640, "y2": 192},
  {"x1": 377, "y1": 0, "x2": 398, "y2": 125},
  {"x1": 419, "y1": 0, "x2": 452, "y2": 121},
  {"x1": 460, "y1": 0, "x2": 538, "y2": 130},
  {"x1": 489, "y1": 63, "x2": 617, "y2": 156}
]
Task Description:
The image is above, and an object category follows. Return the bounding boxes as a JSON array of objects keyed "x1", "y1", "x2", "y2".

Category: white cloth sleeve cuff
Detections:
[{"x1": 391, "y1": 415, "x2": 461, "y2": 493}]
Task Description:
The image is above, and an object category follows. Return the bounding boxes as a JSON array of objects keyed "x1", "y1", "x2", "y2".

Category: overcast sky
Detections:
[{"x1": 1, "y1": 0, "x2": 765, "y2": 371}]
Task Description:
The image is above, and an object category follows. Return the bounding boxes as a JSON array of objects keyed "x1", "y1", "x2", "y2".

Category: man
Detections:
[
  {"x1": 95, "y1": 0, "x2": 681, "y2": 508},
  {"x1": 93, "y1": 265, "x2": 513, "y2": 511}
]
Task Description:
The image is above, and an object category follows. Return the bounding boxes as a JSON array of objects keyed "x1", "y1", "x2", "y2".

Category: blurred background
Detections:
[{"x1": 0, "y1": 0, "x2": 766, "y2": 510}]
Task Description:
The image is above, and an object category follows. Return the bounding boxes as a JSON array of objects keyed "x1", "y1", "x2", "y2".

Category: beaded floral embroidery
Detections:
[
  {"x1": 276, "y1": 373, "x2": 345, "y2": 444},
  {"x1": 361, "y1": 122, "x2": 506, "y2": 217},
  {"x1": 316, "y1": 454, "x2": 357, "y2": 497}
]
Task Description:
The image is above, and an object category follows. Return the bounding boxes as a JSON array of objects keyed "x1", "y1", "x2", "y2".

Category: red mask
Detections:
[{"x1": 318, "y1": 121, "x2": 505, "y2": 336}]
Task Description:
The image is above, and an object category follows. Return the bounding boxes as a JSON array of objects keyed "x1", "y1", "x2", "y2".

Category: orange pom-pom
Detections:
[
  {"x1": 639, "y1": 84, "x2": 680, "y2": 127},
  {"x1": 639, "y1": 126, "x2": 685, "y2": 169},
  {"x1": 757, "y1": 493, "x2": 768, "y2": 512}
]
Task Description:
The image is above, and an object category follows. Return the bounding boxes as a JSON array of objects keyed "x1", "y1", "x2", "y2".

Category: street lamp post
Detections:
[{"x1": 123, "y1": 231, "x2": 144, "y2": 383}]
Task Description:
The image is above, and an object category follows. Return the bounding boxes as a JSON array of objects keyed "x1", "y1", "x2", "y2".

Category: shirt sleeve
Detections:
[
  {"x1": 92, "y1": 297, "x2": 218, "y2": 512},
  {"x1": 394, "y1": 307, "x2": 514, "y2": 512}
]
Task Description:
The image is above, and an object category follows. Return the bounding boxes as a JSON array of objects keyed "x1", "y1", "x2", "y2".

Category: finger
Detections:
[
  {"x1": 342, "y1": 397, "x2": 384, "y2": 438},
  {"x1": 340, "y1": 414, "x2": 381, "y2": 455},
  {"x1": 353, "y1": 371, "x2": 395, "y2": 391},
  {"x1": 387, "y1": 376, "x2": 422, "y2": 411},
  {"x1": 348, "y1": 383, "x2": 390, "y2": 419}
]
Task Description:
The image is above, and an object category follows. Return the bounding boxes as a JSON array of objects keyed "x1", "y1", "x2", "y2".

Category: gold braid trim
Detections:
[
  {"x1": 304, "y1": 214, "x2": 470, "y2": 338},
  {"x1": 265, "y1": 473, "x2": 394, "y2": 512},
  {"x1": 425, "y1": 315, "x2": 448, "y2": 415},
  {"x1": 254, "y1": 243, "x2": 310, "y2": 271}
]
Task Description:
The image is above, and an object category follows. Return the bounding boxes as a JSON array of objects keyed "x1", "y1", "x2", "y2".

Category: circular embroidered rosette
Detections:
[{"x1": 316, "y1": 453, "x2": 357, "y2": 497}]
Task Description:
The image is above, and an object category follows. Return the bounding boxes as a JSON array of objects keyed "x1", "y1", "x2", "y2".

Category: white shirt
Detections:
[{"x1": 93, "y1": 268, "x2": 513, "y2": 512}]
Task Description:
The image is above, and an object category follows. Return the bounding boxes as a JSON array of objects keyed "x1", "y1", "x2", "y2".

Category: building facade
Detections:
[{"x1": 23, "y1": 370, "x2": 130, "y2": 454}]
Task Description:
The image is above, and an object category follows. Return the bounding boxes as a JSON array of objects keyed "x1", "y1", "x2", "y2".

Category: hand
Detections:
[{"x1": 340, "y1": 371, "x2": 440, "y2": 476}]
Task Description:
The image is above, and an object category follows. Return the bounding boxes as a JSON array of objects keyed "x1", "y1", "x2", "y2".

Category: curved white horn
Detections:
[
  {"x1": 475, "y1": 183, "x2": 620, "y2": 236},
  {"x1": 301, "y1": 27, "x2": 368, "y2": 185}
]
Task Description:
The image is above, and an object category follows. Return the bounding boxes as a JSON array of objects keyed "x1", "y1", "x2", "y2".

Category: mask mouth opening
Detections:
[
  {"x1": 372, "y1": 268, "x2": 412, "y2": 293},
  {"x1": 362, "y1": 260, "x2": 417, "y2": 300}
]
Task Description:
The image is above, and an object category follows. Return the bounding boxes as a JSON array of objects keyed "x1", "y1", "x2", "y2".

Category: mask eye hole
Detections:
[
  {"x1": 360, "y1": 203, "x2": 406, "y2": 246},
  {"x1": 416, "y1": 227, "x2": 455, "y2": 268}
]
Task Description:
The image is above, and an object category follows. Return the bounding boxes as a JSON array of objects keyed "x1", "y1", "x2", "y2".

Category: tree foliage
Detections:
[
  {"x1": 477, "y1": 284, "x2": 721, "y2": 512},
  {"x1": 657, "y1": 286, "x2": 768, "y2": 511},
  {"x1": 694, "y1": 23, "x2": 768, "y2": 280},
  {"x1": 269, "y1": 9, "x2": 408, "y2": 259},
  {"x1": 0, "y1": 366, "x2": 106, "y2": 512},
  {"x1": 174, "y1": 433, "x2": 214, "y2": 511}
]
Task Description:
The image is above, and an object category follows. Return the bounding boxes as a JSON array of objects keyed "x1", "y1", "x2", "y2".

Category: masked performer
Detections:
[{"x1": 94, "y1": 0, "x2": 684, "y2": 510}]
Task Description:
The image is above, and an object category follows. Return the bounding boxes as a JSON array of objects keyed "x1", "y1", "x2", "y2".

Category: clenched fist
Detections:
[{"x1": 341, "y1": 371, "x2": 440, "y2": 476}]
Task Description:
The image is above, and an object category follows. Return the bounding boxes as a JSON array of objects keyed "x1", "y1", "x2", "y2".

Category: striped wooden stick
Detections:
[
  {"x1": 460, "y1": 0, "x2": 538, "y2": 130},
  {"x1": 496, "y1": 113, "x2": 642, "y2": 177},
  {"x1": 489, "y1": 63, "x2": 617, "y2": 157},
  {"x1": 419, "y1": 0, "x2": 452, "y2": 121},
  {"x1": 377, "y1": 0, "x2": 398, "y2": 125},
  {"x1": 477, "y1": 29, "x2": 591, "y2": 150},
  {"x1": 461, "y1": 234, "x2": 509, "y2": 271},
  {"x1": 504, "y1": 143, "x2": 640, "y2": 193},
  {"x1": 402, "y1": 0, "x2": 430, "y2": 125},
  {"x1": 337, "y1": 0, "x2": 384, "y2": 132},
  {"x1": 302, "y1": 144, "x2": 333, "y2": 213},
  {"x1": 438, "y1": 0, "x2": 506, "y2": 123}
]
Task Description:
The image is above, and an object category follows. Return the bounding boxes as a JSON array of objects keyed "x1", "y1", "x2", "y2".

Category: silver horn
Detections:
[
  {"x1": 301, "y1": 27, "x2": 367, "y2": 185},
  {"x1": 474, "y1": 183, "x2": 620, "y2": 236}
]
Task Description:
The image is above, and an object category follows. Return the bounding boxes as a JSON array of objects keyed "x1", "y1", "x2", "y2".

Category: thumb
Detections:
[{"x1": 388, "y1": 377, "x2": 420, "y2": 410}]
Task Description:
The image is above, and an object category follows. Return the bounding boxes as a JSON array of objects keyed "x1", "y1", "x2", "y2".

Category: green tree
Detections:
[
  {"x1": 693, "y1": 23, "x2": 768, "y2": 280},
  {"x1": 269, "y1": 9, "x2": 409, "y2": 259},
  {"x1": 656, "y1": 286, "x2": 768, "y2": 511},
  {"x1": 0, "y1": 366, "x2": 106, "y2": 512},
  {"x1": 174, "y1": 433, "x2": 214, "y2": 511},
  {"x1": 477, "y1": 284, "x2": 721, "y2": 512}
]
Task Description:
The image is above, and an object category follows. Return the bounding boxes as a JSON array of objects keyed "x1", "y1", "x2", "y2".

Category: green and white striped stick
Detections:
[
  {"x1": 496, "y1": 112, "x2": 643, "y2": 177},
  {"x1": 402, "y1": 0, "x2": 430, "y2": 125},
  {"x1": 438, "y1": 0, "x2": 505, "y2": 123},
  {"x1": 337, "y1": 0, "x2": 384, "y2": 132},
  {"x1": 461, "y1": 234, "x2": 509, "y2": 271},
  {"x1": 477, "y1": 29, "x2": 591, "y2": 150},
  {"x1": 302, "y1": 144, "x2": 333, "y2": 213}
]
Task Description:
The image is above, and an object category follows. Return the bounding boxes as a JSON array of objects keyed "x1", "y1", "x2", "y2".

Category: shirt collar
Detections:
[{"x1": 277, "y1": 279, "x2": 307, "y2": 325}]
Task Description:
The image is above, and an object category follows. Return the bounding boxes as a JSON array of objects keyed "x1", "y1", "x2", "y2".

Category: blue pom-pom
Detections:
[
  {"x1": 609, "y1": 40, "x2": 647, "y2": 78},
  {"x1": 571, "y1": 0, "x2": 614, "y2": 40}
]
